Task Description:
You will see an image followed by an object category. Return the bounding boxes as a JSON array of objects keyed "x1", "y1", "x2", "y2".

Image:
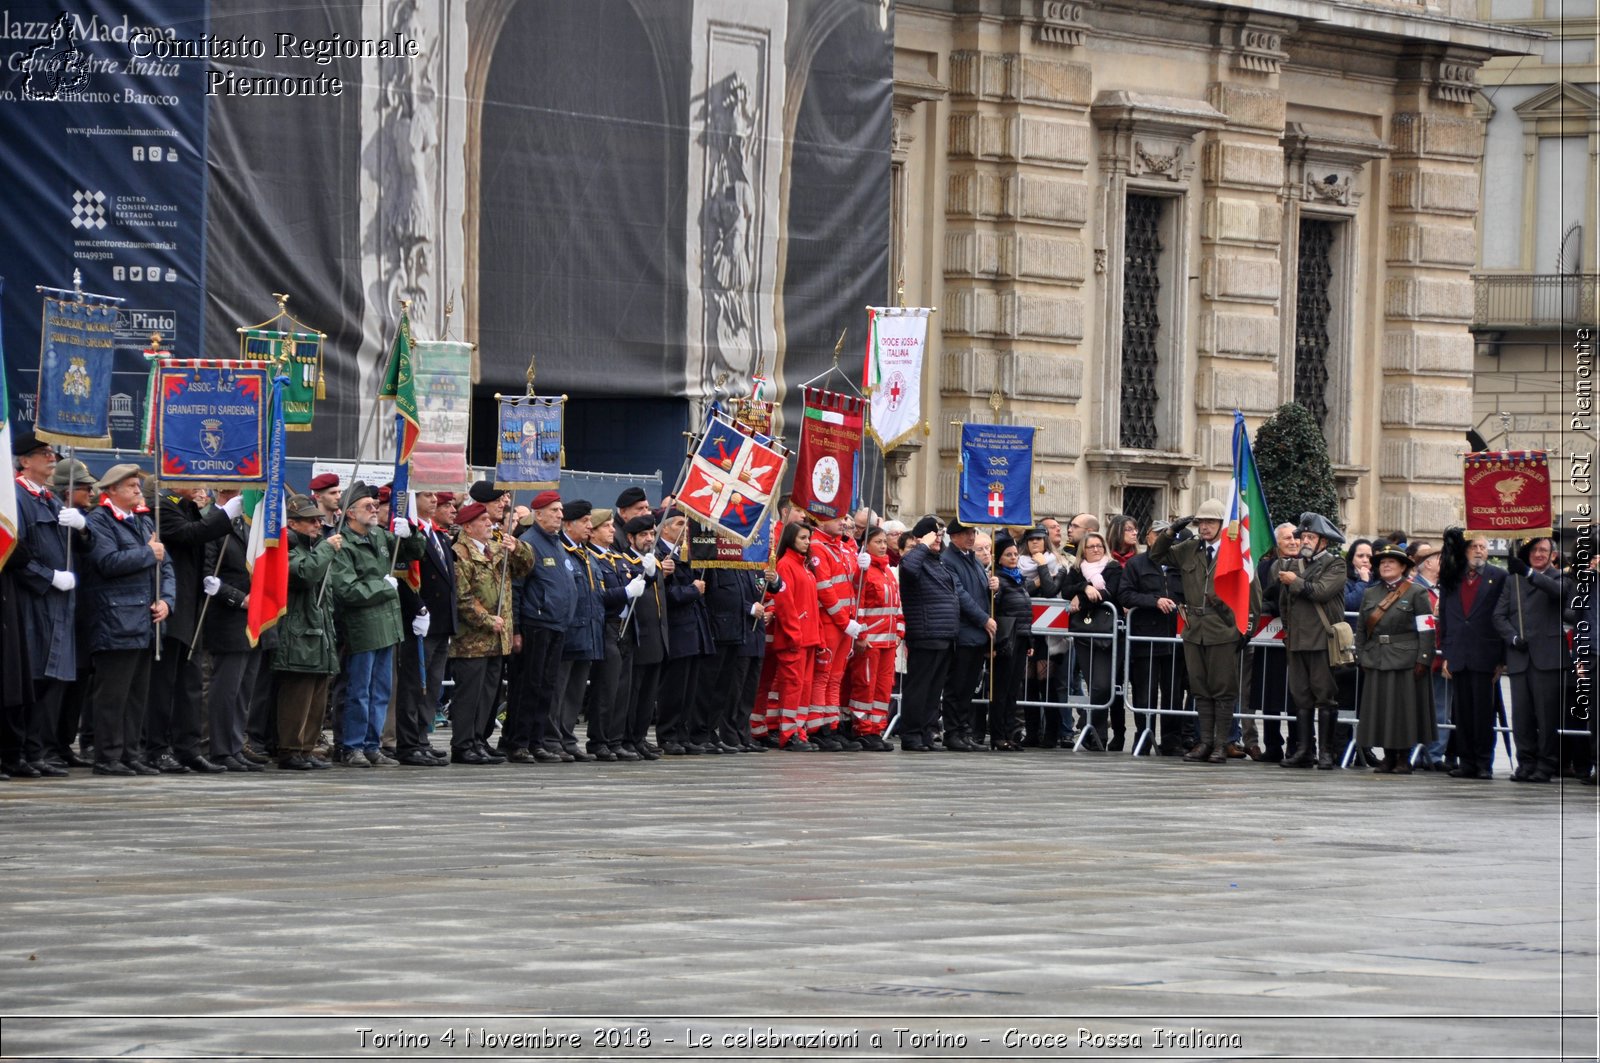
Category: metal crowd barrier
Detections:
[{"x1": 1022, "y1": 599, "x2": 1122, "y2": 750}]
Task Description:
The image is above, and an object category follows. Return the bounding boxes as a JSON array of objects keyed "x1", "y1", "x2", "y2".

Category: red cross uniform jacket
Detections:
[
  {"x1": 856, "y1": 554, "x2": 904, "y2": 647},
  {"x1": 808, "y1": 530, "x2": 856, "y2": 633},
  {"x1": 770, "y1": 549, "x2": 822, "y2": 651}
]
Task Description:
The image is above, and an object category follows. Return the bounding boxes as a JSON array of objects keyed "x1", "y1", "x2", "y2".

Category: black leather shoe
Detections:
[
  {"x1": 556, "y1": 749, "x2": 576, "y2": 762},
  {"x1": 566, "y1": 749, "x2": 593, "y2": 762},
  {"x1": 93, "y1": 761, "x2": 135, "y2": 776},
  {"x1": 592, "y1": 748, "x2": 618, "y2": 762},
  {"x1": 507, "y1": 748, "x2": 538, "y2": 764},
  {"x1": 279, "y1": 754, "x2": 315, "y2": 771},
  {"x1": 742, "y1": 741, "x2": 766, "y2": 753},
  {"x1": 399, "y1": 750, "x2": 444, "y2": 766},
  {"x1": 1182, "y1": 743, "x2": 1213, "y2": 763},
  {"x1": 2, "y1": 760, "x2": 41, "y2": 778},
  {"x1": 531, "y1": 748, "x2": 562, "y2": 763},
  {"x1": 452, "y1": 747, "x2": 489, "y2": 765},
  {"x1": 474, "y1": 742, "x2": 507, "y2": 764},
  {"x1": 943, "y1": 733, "x2": 974, "y2": 752},
  {"x1": 786, "y1": 737, "x2": 819, "y2": 751},
  {"x1": 683, "y1": 743, "x2": 705, "y2": 755},
  {"x1": 307, "y1": 754, "x2": 333, "y2": 770},
  {"x1": 181, "y1": 754, "x2": 228, "y2": 774},
  {"x1": 662, "y1": 742, "x2": 688, "y2": 756},
  {"x1": 58, "y1": 750, "x2": 93, "y2": 768},
  {"x1": 217, "y1": 755, "x2": 250, "y2": 773},
  {"x1": 612, "y1": 747, "x2": 640, "y2": 762},
  {"x1": 126, "y1": 759, "x2": 161, "y2": 776},
  {"x1": 1448, "y1": 765, "x2": 1480, "y2": 779},
  {"x1": 900, "y1": 741, "x2": 933, "y2": 753},
  {"x1": 633, "y1": 745, "x2": 660, "y2": 761},
  {"x1": 28, "y1": 761, "x2": 69, "y2": 777},
  {"x1": 238, "y1": 745, "x2": 271, "y2": 765},
  {"x1": 154, "y1": 753, "x2": 192, "y2": 774}
]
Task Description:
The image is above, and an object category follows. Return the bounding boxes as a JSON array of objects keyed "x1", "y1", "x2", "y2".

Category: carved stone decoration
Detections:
[
  {"x1": 1433, "y1": 61, "x2": 1479, "y2": 105},
  {"x1": 1281, "y1": 122, "x2": 1387, "y2": 211},
  {"x1": 1234, "y1": 28, "x2": 1288, "y2": 75},
  {"x1": 882, "y1": 440, "x2": 923, "y2": 519},
  {"x1": 1093, "y1": 247, "x2": 1107, "y2": 275},
  {"x1": 1133, "y1": 140, "x2": 1184, "y2": 180},
  {"x1": 1035, "y1": 1, "x2": 1090, "y2": 49}
]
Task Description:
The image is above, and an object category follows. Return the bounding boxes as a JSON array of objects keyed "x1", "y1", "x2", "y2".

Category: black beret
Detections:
[
  {"x1": 340, "y1": 481, "x2": 376, "y2": 509},
  {"x1": 614, "y1": 486, "x2": 649, "y2": 510},
  {"x1": 623, "y1": 514, "x2": 657, "y2": 537},
  {"x1": 910, "y1": 515, "x2": 943, "y2": 539},
  {"x1": 469, "y1": 480, "x2": 507, "y2": 503},
  {"x1": 563, "y1": 499, "x2": 593, "y2": 523}
]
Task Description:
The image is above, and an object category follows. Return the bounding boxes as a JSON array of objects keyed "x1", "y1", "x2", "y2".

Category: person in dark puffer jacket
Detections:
[{"x1": 896, "y1": 515, "x2": 960, "y2": 752}]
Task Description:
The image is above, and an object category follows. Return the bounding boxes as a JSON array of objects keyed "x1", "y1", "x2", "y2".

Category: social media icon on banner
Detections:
[
  {"x1": 148, "y1": 151, "x2": 161, "y2": 165},
  {"x1": 164, "y1": 268, "x2": 176, "y2": 282},
  {"x1": 112, "y1": 266, "x2": 125, "y2": 281},
  {"x1": 166, "y1": 148, "x2": 178, "y2": 162},
  {"x1": 132, "y1": 146, "x2": 144, "y2": 161},
  {"x1": 129, "y1": 267, "x2": 143, "y2": 281},
  {"x1": 148, "y1": 265, "x2": 160, "y2": 283}
]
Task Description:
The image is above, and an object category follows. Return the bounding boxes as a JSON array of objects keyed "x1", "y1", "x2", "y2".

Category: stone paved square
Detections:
[{"x1": 1, "y1": 747, "x2": 1596, "y2": 1061}]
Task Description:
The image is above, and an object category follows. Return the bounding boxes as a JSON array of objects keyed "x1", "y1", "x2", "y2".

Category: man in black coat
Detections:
[
  {"x1": 146, "y1": 484, "x2": 237, "y2": 772},
  {"x1": 201, "y1": 494, "x2": 268, "y2": 771},
  {"x1": 939, "y1": 517, "x2": 999, "y2": 751},
  {"x1": 7, "y1": 433, "x2": 88, "y2": 777},
  {"x1": 1116, "y1": 519, "x2": 1189, "y2": 755},
  {"x1": 1437, "y1": 533, "x2": 1507, "y2": 780},
  {"x1": 897, "y1": 515, "x2": 962, "y2": 752},
  {"x1": 394, "y1": 490, "x2": 454, "y2": 766},
  {"x1": 618, "y1": 514, "x2": 667, "y2": 760},
  {"x1": 699, "y1": 563, "x2": 768, "y2": 753},
  {"x1": 1495, "y1": 537, "x2": 1574, "y2": 782},
  {"x1": 655, "y1": 509, "x2": 714, "y2": 754}
]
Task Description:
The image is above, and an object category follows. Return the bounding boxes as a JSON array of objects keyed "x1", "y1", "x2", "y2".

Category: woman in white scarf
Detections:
[{"x1": 1061, "y1": 532, "x2": 1125, "y2": 750}]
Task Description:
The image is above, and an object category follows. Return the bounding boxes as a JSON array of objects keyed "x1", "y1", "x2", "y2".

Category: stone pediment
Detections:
[
  {"x1": 1283, "y1": 121, "x2": 1389, "y2": 206},
  {"x1": 1513, "y1": 81, "x2": 1600, "y2": 136},
  {"x1": 1092, "y1": 91, "x2": 1226, "y2": 182}
]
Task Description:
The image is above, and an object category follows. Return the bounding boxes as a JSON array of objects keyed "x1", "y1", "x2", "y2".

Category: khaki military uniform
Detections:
[{"x1": 1272, "y1": 549, "x2": 1347, "y2": 764}]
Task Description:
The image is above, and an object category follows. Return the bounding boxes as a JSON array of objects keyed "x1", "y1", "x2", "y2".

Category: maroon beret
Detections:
[
  {"x1": 309, "y1": 473, "x2": 340, "y2": 491},
  {"x1": 530, "y1": 490, "x2": 561, "y2": 510},
  {"x1": 434, "y1": 491, "x2": 456, "y2": 505},
  {"x1": 456, "y1": 502, "x2": 490, "y2": 525}
]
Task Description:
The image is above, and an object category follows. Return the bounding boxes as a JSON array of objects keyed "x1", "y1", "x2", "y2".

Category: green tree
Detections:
[{"x1": 1253, "y1": 402, "x2": 1339, "y2": 529}]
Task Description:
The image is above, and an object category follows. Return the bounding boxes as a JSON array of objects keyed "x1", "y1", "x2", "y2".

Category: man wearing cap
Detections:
[
  {"x1": 393, "y1": 490, "x2": 455, "y2": 767},
  {"x1": 272, "y1": 496, "x2": 342, "y2": 769},
  {"x1": 940, "y1": 517, "x2": 999, "y2": 752},
  {"x1": 47, "y1": 458, "x2": 98, "y2": 767},
  {"x1": 896, "y1": 515, "x2": 962, "y2": 752},
  {"x1": 433, "y1": 492, "x2": 458, "y2": 539},
  {"x1": 450, "y1": 500, "x2": 533, "y2": 764},
  {"x1": 617, "y1": 513, "x2": 667, "y2": 760},
  {"x1": 7, "y1": 433, "x2": 89, "y2": 776},
  {"x1": 582, "y1": 508, "x2": 646, "y2": 760},
  {"x1": 1151, "y1": 498, "x2": 1260, "y2": 765},
  {"x1": 83, "y1": 464, "x2": 176, "y2": 775},
  {"x1": 509, "y1": 489, "x2": 576, "y2": 761},
  {"x1": 469, "y1": 480, "x2": 510, "y2": 526},
  {"x1": 309, "y1": 473, "x2": 342, "y2": 532},
  {"x1": 655, "y1": 508, "x2": 715, "y2": 755},
  {"x1": 327, "y1": 481, "x2": 426, "y2": 766},
  {"x1": 1272, "y1": 512, "x2": 1349, "y2": 769},
  {"x1": 1496, "y1": 537, "x2": 1574, "y2": 783},
  {"x1": 144, "y1": 484, "x2": 240, "y2": 775}
]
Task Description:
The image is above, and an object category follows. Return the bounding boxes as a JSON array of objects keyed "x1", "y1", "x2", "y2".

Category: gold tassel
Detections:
[{"x1": 316, "y1": 351, "x2": 326, "y2": 399}]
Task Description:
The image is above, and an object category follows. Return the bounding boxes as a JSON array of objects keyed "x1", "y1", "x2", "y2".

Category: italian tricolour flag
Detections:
[{"x1": 1214, "y1": 411, "x2": 1274, "y2": 635}]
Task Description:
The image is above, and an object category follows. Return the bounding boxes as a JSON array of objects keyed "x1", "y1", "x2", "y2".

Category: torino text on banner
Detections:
[
  {"x1": 155, "y1": 360, "x2": 272, "y2": 488},
  {"x1": 958, "y1": 423, "x2": 1035, "y2": 527}
]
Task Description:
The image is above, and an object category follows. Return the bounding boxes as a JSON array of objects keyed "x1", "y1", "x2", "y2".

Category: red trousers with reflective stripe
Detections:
[
  {"x1": 772, "y1": 647, "x2": 816, "y2": 745},
  {"x1": 846, "y1": 643, "x2": 896, "y2": 735},
  {"x1": 806, "y1": 626, "x2": 851, "y2": 732},
  {"x1": 750, "y1": 649, "x2": 778, "y2": 738}
]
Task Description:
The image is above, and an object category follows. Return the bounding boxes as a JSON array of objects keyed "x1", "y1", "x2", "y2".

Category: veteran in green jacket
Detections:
[
  {"x1": 327, "y1": 481, "x2": 426, "y2": 766},
  {"x1": 447, "y1": 500, "x2": 535, "y2": 763},
  {"x1": 1355, "y1": 545, "x2": 1437, "y2": 775},
  {"x1": 273, "y1": 495, "x2": 343, "y2": 770},
  {"x1": 1273, "y1": 511, "x2": 1350, "y2": 769}
]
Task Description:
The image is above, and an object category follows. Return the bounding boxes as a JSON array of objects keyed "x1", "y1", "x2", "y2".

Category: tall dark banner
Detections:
[{"x1": 0, "y1": 2, "x2": 208, "y2": 449}]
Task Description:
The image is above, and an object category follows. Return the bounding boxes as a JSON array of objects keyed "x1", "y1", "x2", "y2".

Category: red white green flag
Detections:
[{"x1": 1214, "y1": 411, "x2": 1273, "y2": 635}]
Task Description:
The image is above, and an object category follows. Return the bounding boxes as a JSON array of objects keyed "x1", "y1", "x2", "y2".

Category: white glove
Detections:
[
  {"x1": 857, "y1": 550, "x2": 871, "y2": 568},
  {"x1": 202, "y1": 576, "x2": 221, "y2": 596},
  {"x1": 221, "y1": 495, "x2": 244, "y2": 520},
  {"x1": 845, "y1": 620, "x2": 865, "y2": 638},
  {"x1": 383, "y1": 574, "x2": 399, "y2": 589},
  {"x1": 625, "y1": 575, "x2": 646, "y2": 600},
  {"x1": 641, "y1": 553, "x2": 658, "y2": 576},
  {"x1": 412, "y1": 612, "x2": 431, "y2": 637},
  {"x1": 391, "y1": 518, "x2": 412, "y2": 539},
  {"x1": 57, "y1": 507, "x2": 86, "y2": 530},
  {"x1": 51, "y1": 569, "x2": 76, "y2": 592}
]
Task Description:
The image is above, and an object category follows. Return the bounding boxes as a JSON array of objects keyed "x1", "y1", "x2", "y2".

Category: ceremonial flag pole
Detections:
[
  {"x1": 245, "y1": 374, "x2": 291, "y2": 647},
  {"x1": 378, "y1": 299, "x2": 420, "y2": 569},
  {"x1": 1214, "y1": 410, "x2": 1273, "y2": 636}
]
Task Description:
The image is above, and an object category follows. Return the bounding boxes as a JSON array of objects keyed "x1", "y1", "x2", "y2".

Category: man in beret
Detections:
[
  {"x1": 309, "y1": 473, "x2": 342, "y2": 533},
  {"x1": 469, "y1": 480, "x2": 509, "y2": 526},
  {"x1": 450, "y1": 500, "x2": 533, "y2": 763},
  {"x1": 1273, "y1": 512, "x2": 1348, "y2": 768},
  {"x1": 46, "y1": 458, "x2": 98, "y2": 767},
  {"x1": 614, "y1": 486, "x2": 652, "y2": 526},
  {"x1": 655, "y1": 508, "x2": 714, "y2": 754},
  {"x1": 83, "y1": 464, "x2": 176, "y2": 775},
  {"x1": 544, "y1": 499, "x2": 603, "y2": 761},
  {"x1": 508, "y1": 489, "x2": 575, "y2": 761},
  {"x1": 326, "y1": 481, "x2": 426, "y2": 765}
]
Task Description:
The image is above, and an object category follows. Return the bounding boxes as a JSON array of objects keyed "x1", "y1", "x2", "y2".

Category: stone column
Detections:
[
  {"x1": 940, "y1": 2, "x2": 1095, "y2": 518},
  {"x1": 1381, "y1": 51, "x2": 1487, "y2": 535}
]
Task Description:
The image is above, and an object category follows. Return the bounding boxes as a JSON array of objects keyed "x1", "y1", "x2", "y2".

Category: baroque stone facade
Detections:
[{"x1": 892, "y1": 0, "x2": 1536, "y2": 536}]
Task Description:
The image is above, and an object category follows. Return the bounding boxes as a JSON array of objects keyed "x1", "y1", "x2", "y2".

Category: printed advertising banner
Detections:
[
  {"x1": 0, "y1": 1, "x2": 209, "y2": 451},
  {"x1": 154, "y1": 358, "x2": 270, "y2": 486}
]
